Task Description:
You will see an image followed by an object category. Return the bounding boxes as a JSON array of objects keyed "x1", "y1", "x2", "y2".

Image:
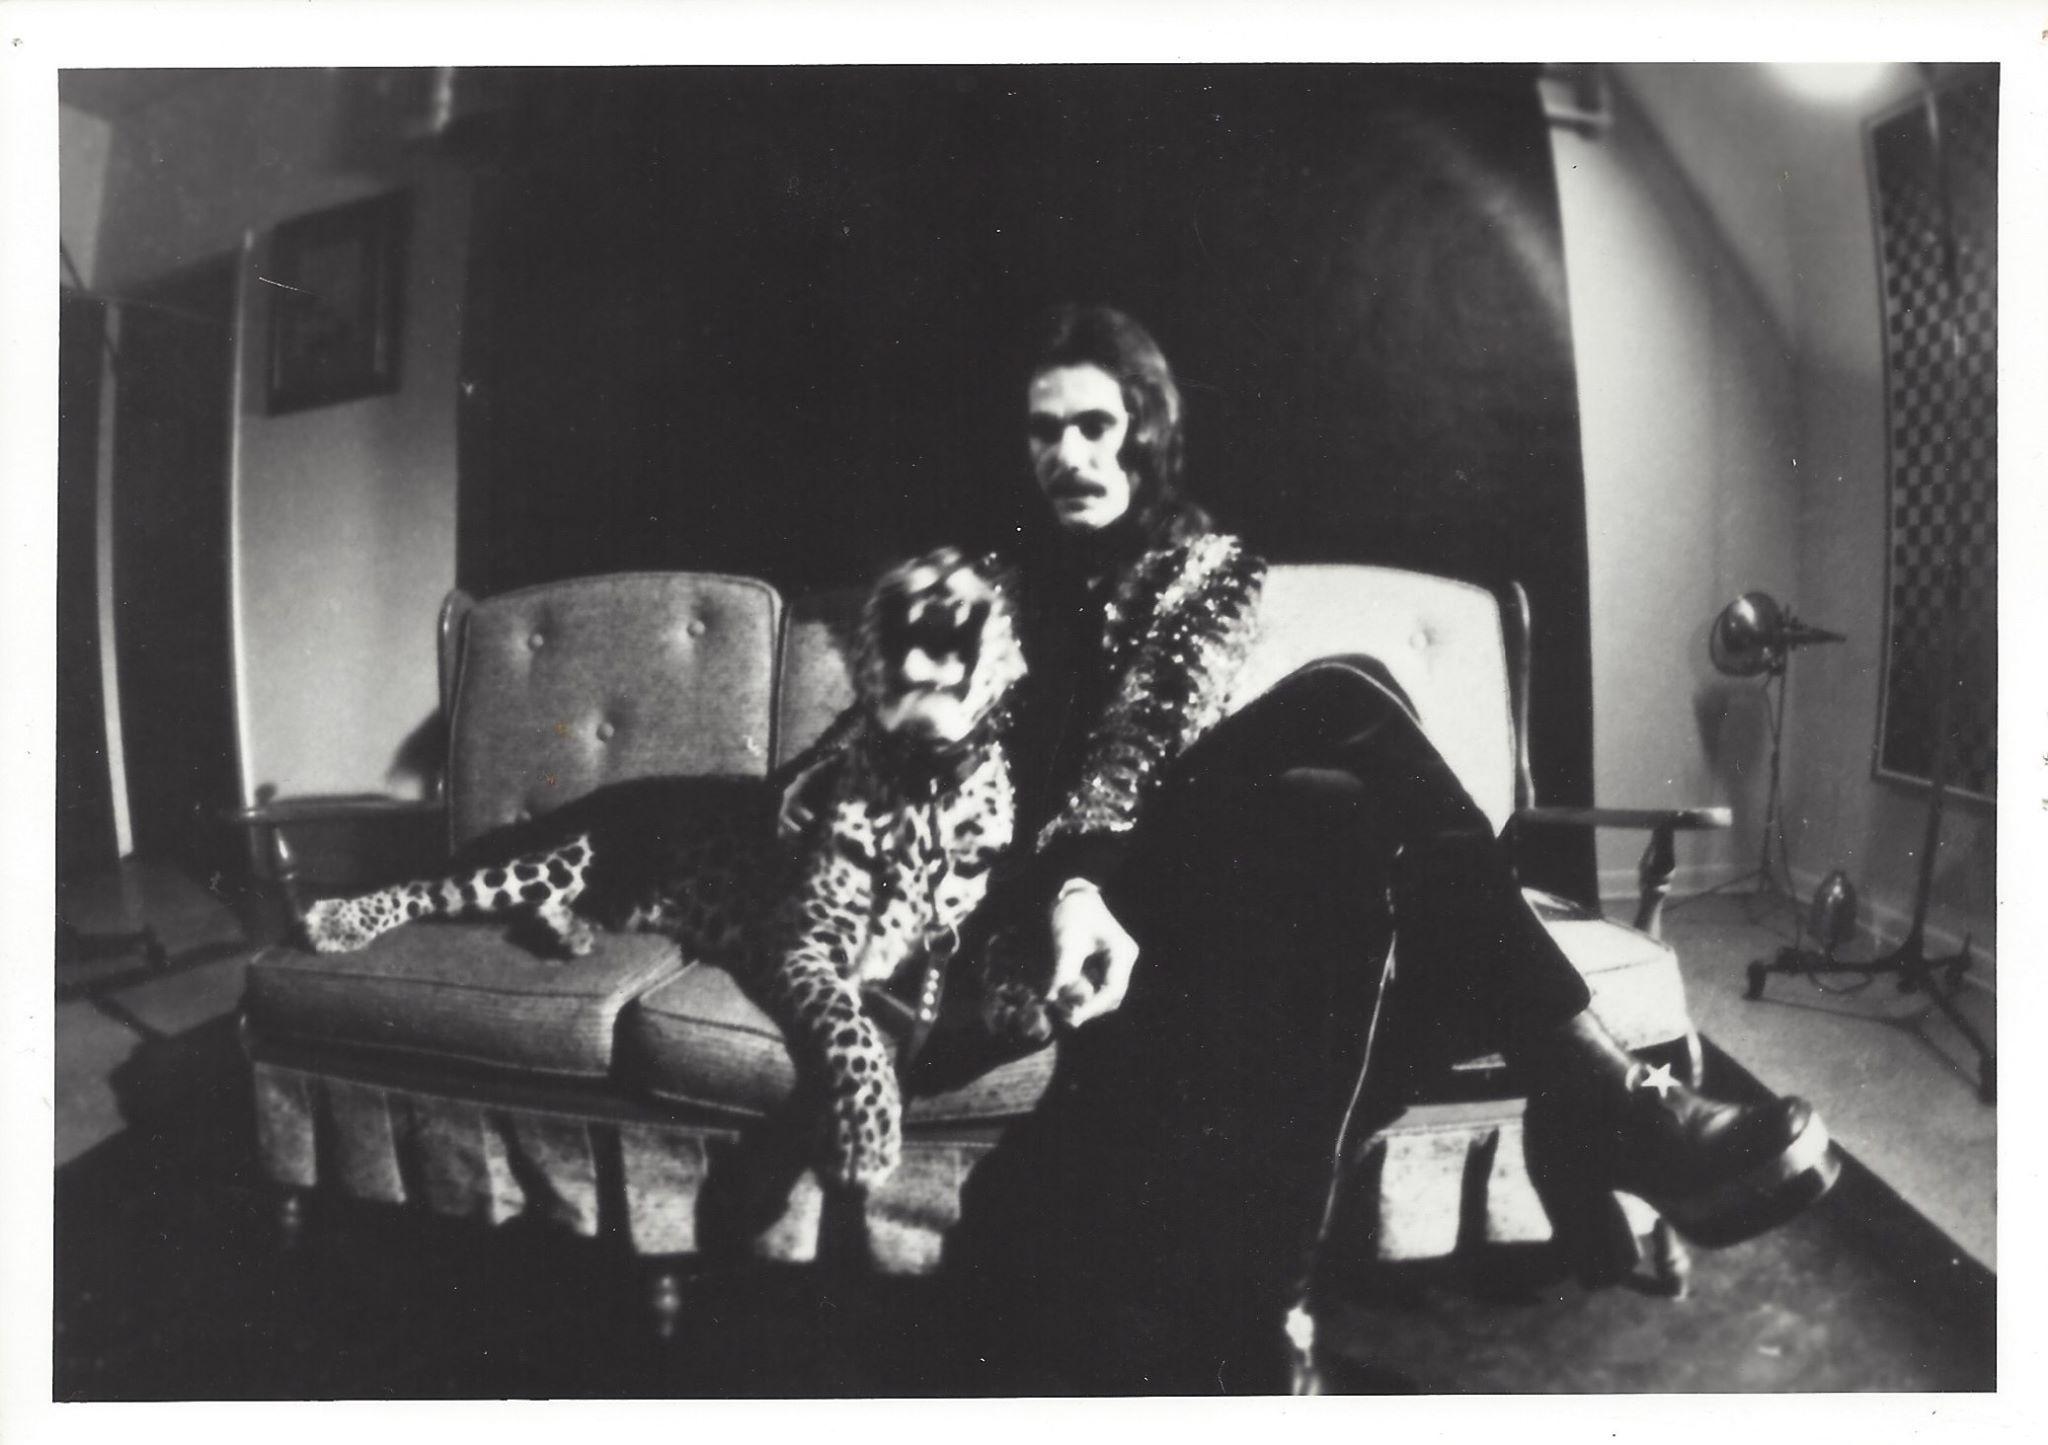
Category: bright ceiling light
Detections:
[{"x1": 1767, "y1": 63, "x2": 1906, "y2": 105}]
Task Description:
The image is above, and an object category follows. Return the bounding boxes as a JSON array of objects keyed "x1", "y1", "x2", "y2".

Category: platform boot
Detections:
[{"x1": 1516, "y1": 1010, "x2": 1840, "y2": 1251}]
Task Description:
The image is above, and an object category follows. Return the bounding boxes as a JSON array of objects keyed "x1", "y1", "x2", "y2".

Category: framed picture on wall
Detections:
[{"x1": 265, "y1": 190, "x2": 410, "y2": 414}]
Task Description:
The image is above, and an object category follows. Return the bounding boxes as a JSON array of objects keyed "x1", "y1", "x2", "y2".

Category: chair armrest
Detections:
[
  {"x1": 1513, "y1": 805, "x2": 1730, "y2": 832},
  {"x1": 221, "y1": 796, "x2": 447, "y2": 913},
  {"x1": 222, "y1": 796, "x2": 448, "y2": 828},
  {"x1": 1510, "y1": 806, "x2": 1731, "y2": 939}
]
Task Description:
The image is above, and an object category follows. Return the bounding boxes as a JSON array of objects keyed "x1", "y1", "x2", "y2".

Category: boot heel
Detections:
[
  {"x1": 1521, "y1": 1107, "x2": 1640, "y2": 1288},
  {"x1": 1559, "y1": 1187, "x2": 1641, "y2": 1288}
]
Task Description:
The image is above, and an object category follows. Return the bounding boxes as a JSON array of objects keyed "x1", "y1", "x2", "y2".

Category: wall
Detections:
[
  {"x1": 56, "y1": 103, "x2": 127, "y2": 851},
  {"x1": 1552, "y1": 63, "x2": 1994, "y2": 965},
  {"x1": 73, "y1": 64, "x2": 1996, "y2": 947},
  {"x1": 1550, "y1": 78, "x2": 1802, "y2": 901},
  {"x1": 58, "y1": 104, "x2": 109, "y2": 287},
  {"x1": 1777, "y1": 74, "x2": 1996, "y2": 964},
  {"x1": 82, "y1": 71, "x2": 466, "y2": 806}
]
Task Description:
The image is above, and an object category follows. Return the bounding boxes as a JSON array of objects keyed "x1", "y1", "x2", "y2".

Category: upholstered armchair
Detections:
[{"x1": 239, "y1": 563, "x2": 1725, "y2": 1326}]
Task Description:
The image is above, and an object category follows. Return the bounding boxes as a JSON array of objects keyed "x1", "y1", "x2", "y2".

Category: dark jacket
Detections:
[{"x1": 1017, "y1": 531, "x2": 1267, "y2": 896}]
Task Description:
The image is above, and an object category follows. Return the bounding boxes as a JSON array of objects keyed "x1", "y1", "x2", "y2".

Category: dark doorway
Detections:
[{"x1": 107, "y1": 257, "x2": 242, "y2": 883}]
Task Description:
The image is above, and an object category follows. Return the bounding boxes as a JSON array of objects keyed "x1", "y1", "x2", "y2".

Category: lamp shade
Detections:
[
  {"x1": 1710, "y1": 592, "x2": 1788, "y2": 676},
  {"x1": 1708, "y1": 592, "x2": 1846, "y2": 677}
]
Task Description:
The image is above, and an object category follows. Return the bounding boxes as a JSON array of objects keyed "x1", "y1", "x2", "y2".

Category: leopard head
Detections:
[{"x1": 858, "y1": 547, "x2": 1025, "y2": 751}]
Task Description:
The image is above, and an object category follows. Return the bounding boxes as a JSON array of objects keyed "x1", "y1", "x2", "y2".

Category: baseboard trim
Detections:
[
  {"x1": 1596, "y1": 861, "x2": 1747, "y2": 910},
  {"x1": 1786, "y1": 867, "x2": 1995, "y2": 991}
]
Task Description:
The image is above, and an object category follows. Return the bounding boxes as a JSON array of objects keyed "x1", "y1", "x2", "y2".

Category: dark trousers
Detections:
[{"x1": 946, "y1": 657, "x2": 1591, "y2": 1391}]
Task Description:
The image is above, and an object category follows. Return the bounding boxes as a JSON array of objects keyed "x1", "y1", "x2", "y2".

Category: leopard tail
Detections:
[{"x1": 300, "y1": 832, "x2": 596, "y2": 954}]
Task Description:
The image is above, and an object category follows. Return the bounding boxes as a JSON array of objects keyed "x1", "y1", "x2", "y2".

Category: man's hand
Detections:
[{"x1": 1047, "y1": 880, "x2": 1139, "y2": 1028}]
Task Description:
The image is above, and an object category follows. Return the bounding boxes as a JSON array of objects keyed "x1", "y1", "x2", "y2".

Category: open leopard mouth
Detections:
[
  {"x1": 859, "y1": 549, "x2": 1022, "y2": 754},
  {"x1": 879, "y1": 598, "x2": 990, "y2": 703}
]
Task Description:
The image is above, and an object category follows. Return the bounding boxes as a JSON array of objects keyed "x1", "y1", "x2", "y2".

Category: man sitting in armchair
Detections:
[{"x1": 913, "y1": 303, "x2": 1839, "y2": 1394}]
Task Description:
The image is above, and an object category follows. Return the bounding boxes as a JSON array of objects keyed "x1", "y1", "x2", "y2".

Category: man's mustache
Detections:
[{"x1": 1045, "y1": 474, "x2": 1110, "y2": 500}]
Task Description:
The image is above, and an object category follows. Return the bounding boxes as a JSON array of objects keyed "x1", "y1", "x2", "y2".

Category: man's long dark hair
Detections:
[
  {"x1": 1017, "y1": 303, "x2": 1215, "y2": 572},
  {"x1": 1007, "y1": 306, "x2": 1220, "y2": 804}
]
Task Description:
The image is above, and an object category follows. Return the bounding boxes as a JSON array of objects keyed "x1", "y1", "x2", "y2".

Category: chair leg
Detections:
[
  {"x1": 1648, "y1": 1218, "x2": 1692, "y2": 1299},
  {"x1": 816, "y1": 1187, "x2": 876, "y2": 1274},
  {"x1": 1285, "y1": 1301, "x2": 1323, "y2": 1395}
]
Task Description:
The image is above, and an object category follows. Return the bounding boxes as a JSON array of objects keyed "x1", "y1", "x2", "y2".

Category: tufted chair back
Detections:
[
  {"x1": 773, "y1": 587, "x2": 865, "y2": 772},
  {"x1": 1229, "y1": 565, "x2": 1518, "y2": 834},
  {"x1": 444, "y1": 574, "x2": 782, "y2": 847}
]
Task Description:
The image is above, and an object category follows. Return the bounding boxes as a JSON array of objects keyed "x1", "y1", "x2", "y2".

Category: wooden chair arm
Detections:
[
  {"x1": 221, "y1": 796, "x2": 446, "y2": 916},
  {"x1": 1510, "y1": 806, "x2": 1731, "y2": 939},
  {"x1": 1513, "y1": 805, "x2": 1731, "y2": 832},
  {"x1": 222, "y1": 796, "x2": 446, "y2": 829}
]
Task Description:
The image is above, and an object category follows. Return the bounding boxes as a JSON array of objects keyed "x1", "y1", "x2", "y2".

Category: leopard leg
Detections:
[
  {"x1": 770, "y1": 960, "x2": 903, "y2": 1193},
  {"x1": 728, "y1": 810, "x2": 907, "y2": 1191}
]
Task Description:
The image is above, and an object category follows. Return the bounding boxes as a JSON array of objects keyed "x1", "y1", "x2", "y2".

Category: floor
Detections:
[
  {"x1": 55, "y1": 859, "x2": 257, "y2": 1166},
  {"x1": 49, "y1": 858, "x2": 1998, "y2": 1395},
  {"x1": 1660, "y1": 892, "x2": 1996, "y2": 1270}
]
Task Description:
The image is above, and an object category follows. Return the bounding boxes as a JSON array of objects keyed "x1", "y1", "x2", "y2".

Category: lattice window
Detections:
[{"x1": 1868, "y1": 75, "x2": 1997, "y2": 802}]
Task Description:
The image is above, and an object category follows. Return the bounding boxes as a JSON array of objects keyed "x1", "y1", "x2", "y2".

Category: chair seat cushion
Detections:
[
  {"x1": 244, "y1": 927, "x2": 684, "y2": 1079},
  {"x1": 1543, "y1": 914, "x2": 1694, "y2": 1053},
  {"x1": 616, "y1": 963, "x2": 1057, "y2": 1125}
]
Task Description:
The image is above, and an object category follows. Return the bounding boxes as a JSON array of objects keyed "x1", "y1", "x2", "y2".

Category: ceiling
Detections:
[
  {"x1": 1613, "y1": 62, "x2": 1940, "y2": 349},
  {"x1": 58, "y1": 68, "x2": 234, "y2": 119}
]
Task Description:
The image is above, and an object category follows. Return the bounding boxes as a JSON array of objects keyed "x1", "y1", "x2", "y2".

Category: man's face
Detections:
[{"x1": 1027, "y1": 364, "x2": 1134, "y2": 534}]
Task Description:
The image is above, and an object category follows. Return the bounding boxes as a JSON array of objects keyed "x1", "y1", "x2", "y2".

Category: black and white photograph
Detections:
[{"x1": 6, "y1": 0, "x2": 2040, "y2": 1428}]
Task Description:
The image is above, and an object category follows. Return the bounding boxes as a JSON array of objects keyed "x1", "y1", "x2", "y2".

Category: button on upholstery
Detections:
[
  {"x1": 597, "y1": 720, "x2": 616, "y2": 742},
  {"x1": 685, "y1": 618, "x2": 708, "y2": 639},
  {"x1": 529, "y1": 631, "x2": 546, "y2": 651}
]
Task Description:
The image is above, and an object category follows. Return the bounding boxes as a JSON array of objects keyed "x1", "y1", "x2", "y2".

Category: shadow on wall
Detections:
[
  {"x1": 386, "y1": 713, "x2": 447, "y2": 800},
  {"x1": 1692, "y1": 678, "x2": 1774, "y2": 852}
]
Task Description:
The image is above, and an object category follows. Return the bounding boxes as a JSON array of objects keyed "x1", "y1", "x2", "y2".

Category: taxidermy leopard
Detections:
[{"x1": 300, "y1": 547, "x2": 1029, "y2": 1192}]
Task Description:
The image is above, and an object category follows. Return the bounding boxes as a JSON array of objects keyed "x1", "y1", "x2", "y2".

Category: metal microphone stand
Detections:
[{"x1": 1680, "y1": 656, "x2": 1795, "y2": 911}]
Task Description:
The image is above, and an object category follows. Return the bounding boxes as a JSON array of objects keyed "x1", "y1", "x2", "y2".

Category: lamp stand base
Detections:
[
  {"x1": 1744, "y1": 932, "x2": 1993, "y2": 1105},
  {"x1": 1669, "y1": 864, "x2": 1796, "y2": 923}
]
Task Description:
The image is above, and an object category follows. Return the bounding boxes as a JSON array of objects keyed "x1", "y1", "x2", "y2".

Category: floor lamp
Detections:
[{"x1": 1681, "y1": 591, "x2": 1843, "y2": 908}]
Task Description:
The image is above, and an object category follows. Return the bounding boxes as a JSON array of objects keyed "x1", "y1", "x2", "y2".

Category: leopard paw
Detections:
[
  {"x1": 301, "y1": 898, "x2": 376, "y2": 953},
  {"x1": 820, "y1": 1064, "x2": 903, "y2": 1193},
  {"x1": 556, "y1": 916, "x2": 597, "y2": 958}
]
